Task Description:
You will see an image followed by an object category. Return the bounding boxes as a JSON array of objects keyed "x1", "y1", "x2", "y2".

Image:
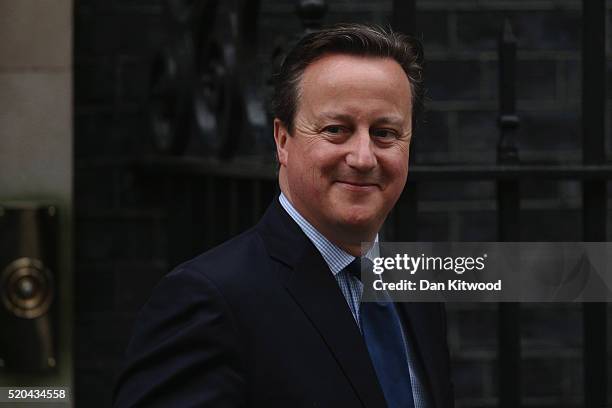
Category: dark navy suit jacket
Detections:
[{"x1": 113, "y1": 198, "x2": 454, "y2": 407}]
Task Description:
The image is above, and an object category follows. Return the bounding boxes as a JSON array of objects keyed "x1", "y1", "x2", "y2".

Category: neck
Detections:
[{"x1": 339, "y1": 241, "x2": 373, "y2": 257}]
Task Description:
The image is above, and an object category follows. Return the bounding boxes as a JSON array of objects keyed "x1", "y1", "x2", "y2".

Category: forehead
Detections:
[{"x1": 297, "y1": 53, "x2": 412, "y2": 120}]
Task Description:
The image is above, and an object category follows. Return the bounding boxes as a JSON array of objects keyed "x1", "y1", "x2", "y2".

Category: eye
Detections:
[
  {"x1": 371, "y1": 128, "x2": 398, "y2": 139},
  {"x1": 322, "y1": 125, "x2": 348, "y2": 135}
]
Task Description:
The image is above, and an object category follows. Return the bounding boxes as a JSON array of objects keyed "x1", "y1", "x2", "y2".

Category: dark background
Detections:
[{"x1": 73, "y1": 1, "x2": 612, "y2": 407}]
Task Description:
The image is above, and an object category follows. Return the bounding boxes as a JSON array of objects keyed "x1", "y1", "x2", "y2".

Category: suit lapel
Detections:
[
  {"x1": 257, "y1": 199, "x2": 387, "y2": 408},
  {"x1": 285, "y1": 244, "x2": 388, "y2": 408}
]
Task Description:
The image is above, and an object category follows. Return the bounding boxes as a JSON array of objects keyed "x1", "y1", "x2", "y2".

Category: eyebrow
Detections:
[
  {"x1": 371, "y1": 116, "x2": 406, "y2": 127},
  {"x1": 318, "y1": 112, "x2": 353, "y2": 123},
  {"x1": 318, "y1": 112, "x2": 406, "y2": 127}
]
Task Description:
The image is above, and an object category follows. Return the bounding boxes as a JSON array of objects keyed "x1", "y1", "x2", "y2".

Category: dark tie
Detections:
[{"x1": 346, "y1": 257, "x2": 416, "y2": 408}]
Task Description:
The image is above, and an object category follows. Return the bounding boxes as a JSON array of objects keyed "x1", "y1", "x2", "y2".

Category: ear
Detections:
[{"x1": 273, "y1": 118, "x2": 290, "y2": 166}]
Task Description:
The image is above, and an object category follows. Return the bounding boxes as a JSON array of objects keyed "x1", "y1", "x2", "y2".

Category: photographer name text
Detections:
[{"x1": 374, "y1": 279, "x2": 502, "y2": 292}]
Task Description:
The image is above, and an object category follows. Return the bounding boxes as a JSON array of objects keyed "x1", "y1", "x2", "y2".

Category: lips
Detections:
[
  {"x1": 339, "y1": 181, "x2": 377, "y2": 187},
  {"x1": 336, "y1": 180, "x2": 380, "y2": 191}
]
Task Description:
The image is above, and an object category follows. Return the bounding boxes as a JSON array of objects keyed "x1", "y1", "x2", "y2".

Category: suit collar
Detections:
[
  {"x1": 278, "y1": 192, "x2": 355, "y2": 276},
  {"x1": 256, "y1": 196, "x2": 308, "y2": 268}
]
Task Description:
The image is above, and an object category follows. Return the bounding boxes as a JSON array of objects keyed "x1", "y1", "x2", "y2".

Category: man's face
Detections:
[{"x1": 275, "y1": 53, "x2": 413, "y2": 242}]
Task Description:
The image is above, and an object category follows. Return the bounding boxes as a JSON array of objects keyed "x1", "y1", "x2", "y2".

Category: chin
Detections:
[{"x1": 339, "y1": 210, "x2": 377, "y2": 230}]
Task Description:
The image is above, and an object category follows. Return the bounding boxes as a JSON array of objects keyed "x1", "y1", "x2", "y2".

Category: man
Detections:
[{"x1": 113, "y1": 23, "x2": 453, "y2": 407}]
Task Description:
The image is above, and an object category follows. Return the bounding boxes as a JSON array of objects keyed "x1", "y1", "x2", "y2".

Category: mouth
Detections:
[{"x1": 335, "y1": 180, "x2": 380, "y2": 191}]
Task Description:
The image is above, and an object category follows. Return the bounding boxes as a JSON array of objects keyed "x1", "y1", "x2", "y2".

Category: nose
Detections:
[{"x1": 346, "y1": 128, "x2": 377, "y2": 171}]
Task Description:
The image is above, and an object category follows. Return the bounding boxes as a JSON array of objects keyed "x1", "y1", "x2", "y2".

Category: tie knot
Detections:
[{"x1": 346, "y1": 257, "x2": 374, "y2": 282}]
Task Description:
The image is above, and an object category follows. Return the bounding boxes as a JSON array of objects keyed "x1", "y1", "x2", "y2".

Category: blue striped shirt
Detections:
[{"x1": 279, "y1": 193, "x2": 429, "y2": 408}]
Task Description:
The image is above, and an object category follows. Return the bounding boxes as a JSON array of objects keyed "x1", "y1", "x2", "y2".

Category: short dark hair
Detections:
[{"x1": 271, "y1": 23, "x2": 425, "y2": 134}]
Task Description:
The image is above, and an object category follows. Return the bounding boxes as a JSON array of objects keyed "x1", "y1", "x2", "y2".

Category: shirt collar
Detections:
[{"x1": 278, "y1": 192, "x2": 378, "y2": 275}]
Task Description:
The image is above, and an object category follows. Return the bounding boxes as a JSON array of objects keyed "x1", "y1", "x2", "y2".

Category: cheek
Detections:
[
  {"x1": 290, "y1": 153, "x2": 333, "y2": 197},
  {"x1": 381, "y1": 155, "x2": 409, "y2": 190},
  {"x1": 305, "y1": 150, "x2": 341, "y2": 184},
  {"x1": 398, "y1": 161, "x2": 409, "y2": 182}
]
